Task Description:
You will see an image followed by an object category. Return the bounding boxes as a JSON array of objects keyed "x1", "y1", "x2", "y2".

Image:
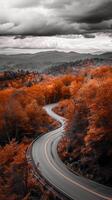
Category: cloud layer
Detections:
[
  {"x1": 0, "y1": 0, "x2": 112, "y2": 35},
  {"x1": 0, "y1": 33, "x2": 112, "y2": 54}
]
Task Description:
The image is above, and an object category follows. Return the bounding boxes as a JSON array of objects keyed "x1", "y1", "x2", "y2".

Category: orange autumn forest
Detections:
[{"x1": 0, "y1": 65, "x2": 112, "y2": 200}]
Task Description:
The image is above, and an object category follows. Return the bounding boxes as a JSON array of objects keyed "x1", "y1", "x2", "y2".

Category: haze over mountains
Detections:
[{"x1": 0, "y1": 51, "x2": 112, "y2": 72}]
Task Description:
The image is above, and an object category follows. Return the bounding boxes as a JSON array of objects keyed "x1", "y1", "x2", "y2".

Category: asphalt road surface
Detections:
[{"x1": 31, "y1": 104, "x2": 112, "y2": 200}]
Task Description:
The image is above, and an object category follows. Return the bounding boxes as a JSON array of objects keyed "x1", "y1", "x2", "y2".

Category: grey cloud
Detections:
[
  {"x1": 12, "y1": 0, "x2": 40, "y2": 8},
  {"x1": 14, "y1": 35, "x2": 27, "y2": 39},
  {"x1": 0, "y1": 0, "x2": 112, "y2": 35},
  {"x1": 74, "y1": 1, "x2": 112, "y2": 24},
  {"x1": 13, "y1": 0, "x2": 71, "y2": 9},
  {"x1": 83, "y1": 34, "x2": 96, "y2": 38}
]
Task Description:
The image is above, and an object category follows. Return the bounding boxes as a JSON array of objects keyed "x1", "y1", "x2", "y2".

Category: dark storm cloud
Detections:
[
  {"x1": 0, "y1": 0, "x2": 112, "y2": 35},
  {"x1": 83, "y1": 34, "x2": 95, "y2": 38},
  {"x1": 72, "y1": 1, "x2": 112, "y2": 24},
  {"x1": 14, "y1": 35, "x2": 27, "y2": 39}
]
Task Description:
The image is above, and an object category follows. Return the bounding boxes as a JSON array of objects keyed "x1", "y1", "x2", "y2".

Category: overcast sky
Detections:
[
  {"x1": 0, "y1": 0, "x2": 112, "y2": 35},
  {"x1": 0, "y1": 0, "x2": 112, "y2": 54}
]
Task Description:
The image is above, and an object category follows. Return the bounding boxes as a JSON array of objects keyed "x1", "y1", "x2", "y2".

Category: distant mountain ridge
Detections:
[{"x1": 0, "y1": 51, "x2": 112, "y2": 72}]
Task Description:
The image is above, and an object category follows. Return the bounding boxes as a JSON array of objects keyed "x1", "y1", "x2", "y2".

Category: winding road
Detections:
[{"x1": 31, "y1": 104, "x2": 112, "y2": 200}]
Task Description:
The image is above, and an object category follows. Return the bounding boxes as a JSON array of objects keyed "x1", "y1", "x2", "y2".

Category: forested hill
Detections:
[{"x1": 0, "y1": 51, "x2": 112, "y2": 72}]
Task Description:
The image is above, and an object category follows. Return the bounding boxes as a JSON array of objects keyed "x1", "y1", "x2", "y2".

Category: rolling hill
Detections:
[{"x1": 0, "y1": 51, "x2": 112, "y2": 72}]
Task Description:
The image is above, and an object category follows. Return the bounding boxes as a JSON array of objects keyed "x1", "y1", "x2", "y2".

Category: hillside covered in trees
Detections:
[
  {"x1": 0, "y1": 65, "x2": 112, "y2": 199},
  {"x1": 55, "y1": 66, "x2": 112, "y2": 187}
]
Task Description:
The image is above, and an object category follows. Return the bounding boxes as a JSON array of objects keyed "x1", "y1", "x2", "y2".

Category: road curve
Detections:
[{"x1": 31, "y1": 104, "x2": 112, "y2": 200}]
